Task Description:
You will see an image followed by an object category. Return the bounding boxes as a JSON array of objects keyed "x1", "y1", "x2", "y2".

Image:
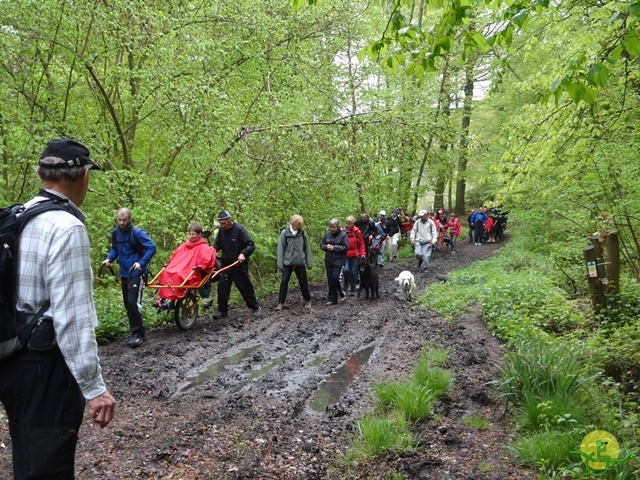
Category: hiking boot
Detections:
[
  {"x1": 339, "y1": 293, "x2": 347, "y2": 303},
  {"x1": 252, "y1": 306, "x2": 262, "y2": 317},
  {"x1": 275, "y1": 303, "x2": 284, "y2": 311},
  {"x1": 304, "y1": 301, "x2": 312, "y2": 310},
  {"x1": 213, "y1": 310, "x2": 228, "y2": 320},
  {"x1": 326, "y1": 301, "x2": 338, "y2": 306},
  {"x1": 127, "y1": 334, "x2": 144, "y2": 348}
]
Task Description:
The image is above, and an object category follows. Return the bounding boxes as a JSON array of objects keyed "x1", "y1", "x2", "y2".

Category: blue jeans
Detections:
[
  {"x1": 378, "y1": 241, "x2": 386, "y2": 266},
  {"x1": 343, "y1": 257, "x2": 360, "y2": 290}
]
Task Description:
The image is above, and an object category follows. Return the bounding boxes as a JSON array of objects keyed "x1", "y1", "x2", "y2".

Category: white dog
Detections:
[{"x1": 394, "y1": 270, "x2": 416, "y2": 301}]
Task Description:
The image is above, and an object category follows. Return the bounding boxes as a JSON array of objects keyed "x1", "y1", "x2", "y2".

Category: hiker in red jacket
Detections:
[
  {"x1": 343, "y1": 216, "x2": 366, "y2": 295},
  {"x1": 443, "y1": 213, "x2": 462, "y2": 252}
]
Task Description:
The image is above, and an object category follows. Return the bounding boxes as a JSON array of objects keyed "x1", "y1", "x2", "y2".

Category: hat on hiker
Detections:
[
  {"x1": 379, "y1": 210, "x2": 386, "y2": 216},
  {"x1": 38, "y1": 139, "x2": 101, "y2": 170},
  {"x1": 418, "y1": 209, "x2": 428, "y2": 216},
  {"x1": 217, "y1": 210, "x2": 232, "y2": 221}
]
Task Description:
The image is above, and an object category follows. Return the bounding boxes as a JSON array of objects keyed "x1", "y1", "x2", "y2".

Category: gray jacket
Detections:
[
  {"x1": 411, "y1": 218, "x2": 437, "y2": 244},
  {"x1": 277, "y1": 226, "x2": 313, "y2": 269}
]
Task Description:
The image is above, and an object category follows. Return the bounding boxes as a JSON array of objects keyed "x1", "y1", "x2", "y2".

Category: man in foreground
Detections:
[{"x1": 0, "y1": 138, "x2": 115, "y2": 479}]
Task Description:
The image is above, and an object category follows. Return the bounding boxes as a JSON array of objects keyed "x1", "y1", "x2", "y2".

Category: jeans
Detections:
[
  {"x1": 343, "y1": 257, "x2": 360, "y2": 290},
  {"x1": 414, "y1": 242, "x2": 433, "y2": 269}
]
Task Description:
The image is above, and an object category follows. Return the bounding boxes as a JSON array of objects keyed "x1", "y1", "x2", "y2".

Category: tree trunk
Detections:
[
  {"x1": 455, "y1": 55, "x2": 475, "y2": 216},
  {"x1": 412, "y1": 56, "x2": 449, "y2": 210}
]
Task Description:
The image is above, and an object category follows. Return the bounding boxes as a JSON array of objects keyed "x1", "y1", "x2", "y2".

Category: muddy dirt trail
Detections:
[{"x1": 1, "y1": 239, "x2": 536, "y2": 480}]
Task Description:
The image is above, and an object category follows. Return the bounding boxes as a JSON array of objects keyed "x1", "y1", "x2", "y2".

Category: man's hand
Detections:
[
  {"x1": 237, "y1": 253, "x2": 246, "y2": 263},
  {"x1": 102, "y1": 259, "x2": 111, "y2": 267},
  {"x1": 87, "y1": 391, "x2": 116, "y2": 428},
  {"x1": 132, "y1": 262, "x2": 141, "y2": 271}
]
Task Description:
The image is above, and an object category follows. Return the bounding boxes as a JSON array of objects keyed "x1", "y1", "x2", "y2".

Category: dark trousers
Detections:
[
  {"x1": 474, "y1": 224, "x2": 484, "y2": 244},
  {"x1": 325, "y1": 265, "x2": 343, "y2": 303},
  {"x1": 0, "y1": 349, "x2": 85, "y2": 480},
  {"x1": 121, "y1": 276, "x2": 145, "y2": 337},
  {"x1": 278, "y1": 265, "x2": 311, "y2": 304},
  {"x1": 217, "y1": 262, "x2": 259, "y2": 313}
]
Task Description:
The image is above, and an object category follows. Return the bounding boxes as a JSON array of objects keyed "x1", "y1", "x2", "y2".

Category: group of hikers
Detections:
[{"x1": 104, "y1": 204, "x2": 509, "y2": 348}]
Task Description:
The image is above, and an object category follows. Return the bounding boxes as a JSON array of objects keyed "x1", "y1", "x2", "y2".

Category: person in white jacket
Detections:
[{"x1": 410, "y1": 209, "x2": 438, "y2": 270}]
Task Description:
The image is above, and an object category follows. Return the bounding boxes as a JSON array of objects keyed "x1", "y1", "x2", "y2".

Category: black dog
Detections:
[{"x1": 357, "y1": 260, "x2": 379, "y2": 299}]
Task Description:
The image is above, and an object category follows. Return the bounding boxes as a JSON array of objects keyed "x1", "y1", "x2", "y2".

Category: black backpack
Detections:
[{"x1": 0, "y1": 198, "x2": 70, "y2": 359}]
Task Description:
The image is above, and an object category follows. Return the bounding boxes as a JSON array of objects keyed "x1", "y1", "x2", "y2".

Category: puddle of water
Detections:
[
  {"x1": 248, "y1": 348, "x2": 298, "y2": 380},
  {"x1": 308, "y1": 355, "x2": 325, "y2": 367},
  {"x1": 178, "y1": 345, "x2": 261, "y2": 393},
  {"x1": 308, "y1": 344, "x2": 375, "y2": 413}
]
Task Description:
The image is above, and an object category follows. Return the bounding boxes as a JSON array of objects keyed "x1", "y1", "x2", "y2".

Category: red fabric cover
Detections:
[{"x1": 158, "y1": 238, "x2": 216, "y2": 300}]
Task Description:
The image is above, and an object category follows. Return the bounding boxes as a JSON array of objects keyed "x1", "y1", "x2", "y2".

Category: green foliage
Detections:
[
  {"x1": 462, "y1": 414, "x2": 491, "y2": 431},
  {"x1": 346, "y1": 414, "x2": 414, "y2": 460},
  {"x1": 390, "y1": 384, "x2": 435, "y2": 421},
  {"x1": 517, "y1": 396, "x2": 584, "y2": 433},
  {"x1": 496, "y1": 339, "x2": 597, "y2": 416},
  {"x1": 373, "y1": 346, "x2": 451, "y2": 421},
  {"x1": 481, "y1": 276, "x2": 585, "y2": 343},
  {"x1": 512, "y1": 431, "x2": 578, "y2": 470}
]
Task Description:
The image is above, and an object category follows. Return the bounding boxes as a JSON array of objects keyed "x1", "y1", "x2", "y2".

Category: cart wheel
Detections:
[{"x1": 174, "y1": 292, "x2": 198, "y2": 330}]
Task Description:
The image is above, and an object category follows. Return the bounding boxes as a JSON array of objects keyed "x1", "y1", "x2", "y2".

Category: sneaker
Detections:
[
  {"x1": 304, "y1": 301, "x2": 312, "y2": 310},
  {"x1": 339, "y1": 293, "x2": 347, "y2": 303},
  {"x1": 275, "y1": 303, "x2": 284, "y2": 311},
  {"x1": 127, "y1": 334, "x2": 143, "y2": 348},
  {"x1": 326, "y1": 301, "x2": 338, "y2": 306},
  {"x1": 252, "y1": 306, "x2": 262, "y2": 317},
  {"x1": 213, "y1": 310, "x2": 228, "y2": 320}
]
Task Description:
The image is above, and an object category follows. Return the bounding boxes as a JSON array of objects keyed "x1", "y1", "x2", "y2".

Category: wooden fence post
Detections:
[
  {"x1": 583, "y1": 244, "x2": 607, "y2": 313},
  {"x1": 605, "y1": 231, "x2": 620, "y2": 296}
]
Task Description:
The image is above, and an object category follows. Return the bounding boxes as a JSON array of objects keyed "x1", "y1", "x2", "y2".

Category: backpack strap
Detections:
[
  {"x1": 112, "y1": 225, "x2": 144, "y2": 255},
  {"x1": 17, "y1": 300, "x2": 51, "y2": 348}
]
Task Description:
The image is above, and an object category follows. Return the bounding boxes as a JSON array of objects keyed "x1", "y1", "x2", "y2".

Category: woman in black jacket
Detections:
[{"x1": 320, "y1": 218, "x2": 349, "y2": 305}]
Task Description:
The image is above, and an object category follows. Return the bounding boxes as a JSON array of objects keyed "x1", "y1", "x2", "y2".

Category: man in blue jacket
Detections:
[
  {"x1": 102, "y1": 208, "x2": 156, "y2": 347},
  {"x1": 470, "y1": 207, "x2": 487, "y2": 246}
]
